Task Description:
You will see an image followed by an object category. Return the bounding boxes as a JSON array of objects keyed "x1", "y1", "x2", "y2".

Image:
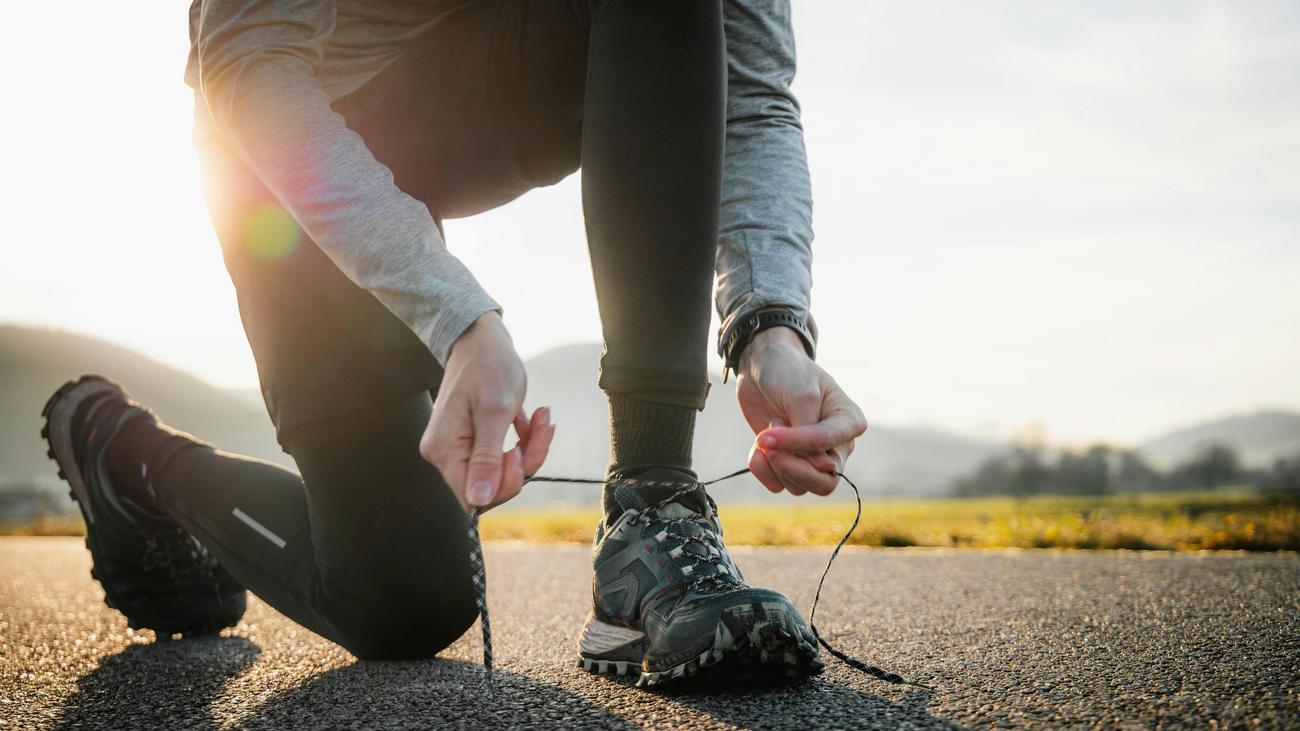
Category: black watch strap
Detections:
[{"x1": 720, "y1": 308, "x2": 816, "y2": 382}]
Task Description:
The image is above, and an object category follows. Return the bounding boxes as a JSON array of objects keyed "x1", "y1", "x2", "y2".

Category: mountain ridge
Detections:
[{"x1": 1138, "y1": 410, "x2": 1300, "y2": 469}]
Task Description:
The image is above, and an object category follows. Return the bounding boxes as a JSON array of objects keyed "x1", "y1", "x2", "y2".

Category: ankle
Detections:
[
  {"x1": 606, "y1": 394, "x2": 696, "y2": 474},
  {"x1": 601, "y1": 464, "x2": 710, "y2": 524},
  {"x1": 605, "y1": 394, "x2": 697, "y2": 517},
  {"x1": 104, "y1": 411, "x2": 181, "y2": 508}
]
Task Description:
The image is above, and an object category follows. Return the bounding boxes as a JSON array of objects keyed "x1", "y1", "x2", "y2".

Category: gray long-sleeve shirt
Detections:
[{"x1": 186, "y1": 0, "x2": 815, "y2": 368}]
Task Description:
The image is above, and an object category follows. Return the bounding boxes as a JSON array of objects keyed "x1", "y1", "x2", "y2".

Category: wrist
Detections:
[
  {"x1": 448, "y1": 310, "x2": 507, "y2": 361},
  {"x1": 739, "y1": 326, "x2": 807, "y2": 373},
  {"x1": 752, "y1": 325, "x2": 805, "y2": 351}
]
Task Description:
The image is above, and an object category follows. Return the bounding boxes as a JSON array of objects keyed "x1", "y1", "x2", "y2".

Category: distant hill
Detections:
[
  {"x1": 0, "y1": 325, "x2": 289, "y2": 484},
  {"x1": 1138, "y1": 411, "x2": 1300, "y2": 469}
]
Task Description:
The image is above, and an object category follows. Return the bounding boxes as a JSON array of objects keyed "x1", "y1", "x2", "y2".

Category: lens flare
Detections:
[{"x1": 244, "y1": 205, "x2": 300, "y2": 260}]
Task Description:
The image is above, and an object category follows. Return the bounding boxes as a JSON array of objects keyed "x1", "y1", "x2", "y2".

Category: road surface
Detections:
[{"x1": 1, "y1": 537, "x2": 1296, "y2": 729}]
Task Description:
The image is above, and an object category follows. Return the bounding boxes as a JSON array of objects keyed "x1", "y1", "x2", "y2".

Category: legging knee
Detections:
[{"x1": 332, "y1": 586, "x2": 479, "y2": 661}]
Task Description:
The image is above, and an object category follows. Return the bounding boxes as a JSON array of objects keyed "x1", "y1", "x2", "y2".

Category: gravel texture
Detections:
[{"x1": 1, "y1": 537, "x2": 1297, "y2": 729}]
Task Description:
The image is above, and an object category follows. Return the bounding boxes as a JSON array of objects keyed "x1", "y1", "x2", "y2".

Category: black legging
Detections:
[
  {"x1": 168, "y1": 0, "x2": 726, "y2": 659},
  {"x1": 581, "y1": 0, "x2": 725, "y2": 406},
  {"x1": 154, "y1": 395, "x2": 468, "y2": 660}
]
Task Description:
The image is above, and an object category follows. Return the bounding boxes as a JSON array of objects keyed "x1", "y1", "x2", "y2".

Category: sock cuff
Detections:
[{"x1": 606, "y1": 393, "x2": 696, "y2": 475}]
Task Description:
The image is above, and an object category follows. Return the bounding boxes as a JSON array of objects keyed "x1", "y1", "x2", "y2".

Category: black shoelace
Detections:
[{"x1": 467, "y1": 468, "x2": 917, "y2": 692}]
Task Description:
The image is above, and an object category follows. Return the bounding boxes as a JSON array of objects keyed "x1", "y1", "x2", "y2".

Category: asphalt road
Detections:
[{"x1": 2, "y1": 538, "x2": 1297, "y2": 729}]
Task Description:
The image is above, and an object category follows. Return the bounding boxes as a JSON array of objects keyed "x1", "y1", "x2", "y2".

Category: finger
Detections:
[
  {"x1": 521, "y1": 421, "x2": 554, "y2": 477},
  {"x1": 491, "y1": 447, "x2": 526, "y2": 509},
  {"x1": 419, "y1": 418, "x2": 440, "y2": 466},
  {"x1": 530, "y1": 407, "x2": 549, "y2": 442},
  {"x1": 465, "y1": 407, "x2": 513, "y2": 507},
  {"x1": 761, "y1": 418, "x2": 811, "y2": 494},
  {"x1": 768, "y1": 450, "x2": 838, "y2": 496},
  {"x1": 804, "y1": 449, "x2": 838, "y2": 473},
  {"x1": 769, "y1": 451, "x2": 837, "y2": 495},
  {"x1": 757, "y1": 412, "x2": 867, "y2": 453},
  {"x1": 830, "y1": 443, "x2": 849, "y2": 474},
  {"x1": 518, "y1": 406, "x2": 552, "y2": 452},
  {"x1": 767, "y1": 450, "x2": 807, "y2": 496},
  {"x1": 759, "y1": 421, "x2": 803, "y2": 494},
  {"x1": 748, "y1": 446, "x2": 784, "y2": 494},
  {"x1": 422, "y1": 407, "x2": 472, "y2": 504},
  {"x1": 513, "y1": 409, "x2": 532, "y2": 445}
]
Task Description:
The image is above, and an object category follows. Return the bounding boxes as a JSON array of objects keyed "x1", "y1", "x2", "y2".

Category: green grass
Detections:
[
  {"x1": 477, "y1": 488, "x2": 1300, "y2": 551},
  {"x1": 5, "y1": 489, "x2": 1298, "y2": 551}
]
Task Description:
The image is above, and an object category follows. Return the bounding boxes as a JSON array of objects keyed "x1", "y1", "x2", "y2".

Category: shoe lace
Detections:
[
  {"x1": 622, "y1": 478, "x2": 743, "y2": 595},
  {"x1": 466, "y1": 509, "x2": 494, "y2": 696},
  {"x1": 464, "y1": 468, "x2": 920, "y2": 694},
  {"x1": 140, "y1": 526, "x2": 217, "y2": 582}
]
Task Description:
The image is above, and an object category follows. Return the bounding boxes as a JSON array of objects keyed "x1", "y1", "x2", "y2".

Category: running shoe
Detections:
[
  {"x1": 578, "y1": 467, "x2": 823, "y2": 687},
  {"x1": 41, "y1": 375, "x2": 245, "y2": 636}
]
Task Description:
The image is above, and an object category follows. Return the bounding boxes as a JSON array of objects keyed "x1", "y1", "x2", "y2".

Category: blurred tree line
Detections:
[{"x1": 952, "y1": 443, "x2": 1300, "y2": 497}]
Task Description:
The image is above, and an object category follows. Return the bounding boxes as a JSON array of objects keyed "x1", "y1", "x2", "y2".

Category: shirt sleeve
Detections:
[
  {"x1": 192, "y1": 0, "x2": 500, "y2": 366},
  {"x1": 715, "y1": 0, "x2": 819, "y2": 356}
]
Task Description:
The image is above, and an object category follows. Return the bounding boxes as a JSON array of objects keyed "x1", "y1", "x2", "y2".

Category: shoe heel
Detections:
[{"x1": 576, "y1": 614, "x2": 646, "y2": 676}]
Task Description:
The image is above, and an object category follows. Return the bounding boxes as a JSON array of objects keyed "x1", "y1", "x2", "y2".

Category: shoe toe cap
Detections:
[{"x1": 646, "y1": 587, "x2": 814, "y2": 665}]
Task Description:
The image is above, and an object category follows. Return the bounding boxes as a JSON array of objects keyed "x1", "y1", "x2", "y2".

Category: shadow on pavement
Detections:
[
  {"x1": 51, "y1": 634, "x2": 947, "y2": 728},
  {"x1": 53, "y1": 635, "x2": 260, "y2": 730},
  {"x1": 592, "y1": 673, "x2": 956, "y2": 730},
  {"x1": 236, "y1": 660, "x2": 638, "y2": 729},
  {"x1": 677, "y1": 682, "x2": 956, "y2": 731}
]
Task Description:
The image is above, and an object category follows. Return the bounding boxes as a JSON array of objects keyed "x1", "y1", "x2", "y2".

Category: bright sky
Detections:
[{"x1": 2, "y1": 1, "x2": 1297, "y2": 446}]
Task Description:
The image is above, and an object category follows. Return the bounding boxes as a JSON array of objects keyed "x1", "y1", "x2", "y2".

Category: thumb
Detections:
[{"x1": 465, "y1": 409, "x2": 511, "y2": 507}]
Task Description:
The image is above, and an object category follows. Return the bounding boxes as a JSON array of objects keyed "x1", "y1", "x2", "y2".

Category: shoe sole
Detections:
[
  {"x1": 578, "y1": 603, "x2": 825, "y2": 688},
  {"x1": 42, "y1": 376, "x2": 243, "y2": 637},
  {"x1": 576, "y1": 613, "x2": 645, "y2": 676}
]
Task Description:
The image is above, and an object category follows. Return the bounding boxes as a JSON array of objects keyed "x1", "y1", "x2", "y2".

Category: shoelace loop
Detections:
[
  {"x1": 624, "y1": 477, "x2": 746, "y2": 595},
  {"x1": 467, "y1": 468, "x2": 915, "y2": 691}
]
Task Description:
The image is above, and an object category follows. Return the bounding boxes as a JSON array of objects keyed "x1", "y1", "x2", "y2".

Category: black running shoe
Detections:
[
  {"x1": 41, "y1": 375, "x2": 245, "y2": 636},
  {"x1": 578, "y1": 467, "x2": 824, "y2": 687}
]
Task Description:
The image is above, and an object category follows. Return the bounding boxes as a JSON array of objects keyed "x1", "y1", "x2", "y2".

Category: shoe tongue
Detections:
[{"x1": 611, "y1": 467, "x2": 709, "y2": 517}]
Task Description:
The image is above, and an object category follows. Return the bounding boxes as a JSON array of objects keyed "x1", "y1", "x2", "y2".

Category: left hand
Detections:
[{"x1": 736, "y1": 326, "x2": 868, "y2": 495}]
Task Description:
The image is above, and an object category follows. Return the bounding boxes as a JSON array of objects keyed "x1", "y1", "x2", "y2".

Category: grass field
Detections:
[
  {"x1": 5, "y1": 489, "x2": 1298, "y2": 551},
  {"x1": 478, "y1": 489, "x2": 1300, "y2": 551}
]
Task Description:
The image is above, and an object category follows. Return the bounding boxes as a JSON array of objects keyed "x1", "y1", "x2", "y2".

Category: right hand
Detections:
[
  {"x1": 737, "y1": 326, "x2": 867, "y2": 497},
  {"x1": 419, "y1": 311, "x2": 555, "y2": 512}
]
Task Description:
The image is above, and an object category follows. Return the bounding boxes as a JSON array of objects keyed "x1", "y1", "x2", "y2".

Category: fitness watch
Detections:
[{"x1": 719, "y1": 307, "x2": 816, "y2": 382}]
